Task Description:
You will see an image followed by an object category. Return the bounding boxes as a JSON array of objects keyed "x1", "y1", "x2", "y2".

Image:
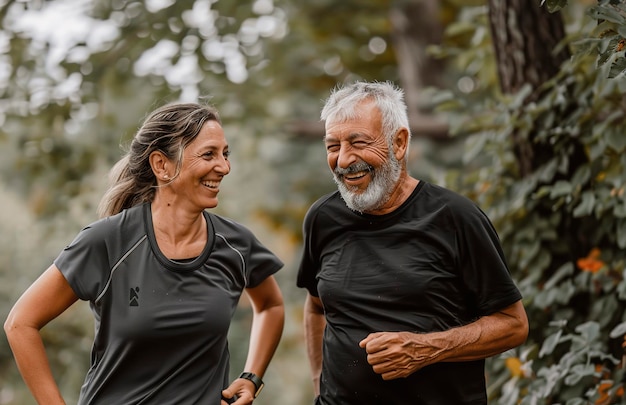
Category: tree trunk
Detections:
[
  {"x1": 390, "y1": 0, "x2": 449, "y2": 141},
  {"x1": 488, "y1": 0, "x2": 571, "y2": 176},
  {"x1": 489, "y1": 0, "x2": 570, "y2": 94}
]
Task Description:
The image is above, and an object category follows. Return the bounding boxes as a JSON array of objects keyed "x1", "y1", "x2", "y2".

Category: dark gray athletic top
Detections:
[
  {"x1": 297, "y1": 181, "x2": 522, "y2": 405},
  {"x1": 55, "y1": 203, "x2": 283, "y2": 404}
]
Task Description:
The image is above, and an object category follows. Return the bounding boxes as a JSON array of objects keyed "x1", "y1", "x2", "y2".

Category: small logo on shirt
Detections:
[{"x1": 129, "y1": 287, "x2": 140, "y2": 306}]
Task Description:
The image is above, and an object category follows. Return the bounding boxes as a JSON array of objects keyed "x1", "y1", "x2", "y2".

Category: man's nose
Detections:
[{"x1": 336, "y1": 145, "x2": 355, "y2": 170}]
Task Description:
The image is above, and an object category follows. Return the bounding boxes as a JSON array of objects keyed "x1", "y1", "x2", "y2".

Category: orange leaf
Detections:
[{"x1": 505, "y1": 357, "x2": 523, "y2": 378}]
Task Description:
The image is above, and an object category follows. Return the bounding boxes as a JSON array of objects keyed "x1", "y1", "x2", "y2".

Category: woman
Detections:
[{"x1": 4, "y1": 103, "x2": 285, "y2": 404}]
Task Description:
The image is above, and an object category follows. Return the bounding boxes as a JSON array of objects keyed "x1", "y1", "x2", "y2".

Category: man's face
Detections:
[{"x1": 324, "y1": 101, "x2": 402, "y2": 213}]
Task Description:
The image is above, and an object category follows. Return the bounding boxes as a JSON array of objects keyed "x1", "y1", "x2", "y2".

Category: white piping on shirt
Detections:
[
  {"x1": 216, "y1": 233, "x2": 247, "y2": 286},
  {"x1": 95, "y1": 235, "x2": 148, "y2": 305}
]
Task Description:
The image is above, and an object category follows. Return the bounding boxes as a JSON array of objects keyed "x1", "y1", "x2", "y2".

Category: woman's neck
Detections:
[{"x1": 150, "y1": 200, "x2": 208, "y2": 260}]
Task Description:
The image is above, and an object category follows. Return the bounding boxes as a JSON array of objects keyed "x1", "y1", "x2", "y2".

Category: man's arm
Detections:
[
  {"x1": 304, "y1": 293, "x2": 326, "y2": 396},
  {"x1": 359, "y1": 300, "x2": 528, "y2": 380}
]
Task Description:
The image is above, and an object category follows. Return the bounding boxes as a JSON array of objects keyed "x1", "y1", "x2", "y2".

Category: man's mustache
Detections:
[{"x1": 334, "y1": 162, "x2": 374, "y2": 176}]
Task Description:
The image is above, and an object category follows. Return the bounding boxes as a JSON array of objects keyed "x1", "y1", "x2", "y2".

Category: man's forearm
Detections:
[
  {"x1": 434, "y1": 300, "x2": 528, "y2": 363},
  {"x1": 359, "y1": 300, "x2": 529, "y2": 380},
  {"x1": 304, "y1": 294, "x2": 326, "y2": 395}
]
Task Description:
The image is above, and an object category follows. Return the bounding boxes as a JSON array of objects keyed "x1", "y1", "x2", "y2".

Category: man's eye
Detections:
[{"x1": 326, "y1": 145, "x2": 339, "y2": 152}]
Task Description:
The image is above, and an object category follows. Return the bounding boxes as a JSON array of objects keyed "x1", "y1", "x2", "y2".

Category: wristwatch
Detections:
[{"x1": 239, "y1": 372, "x2": 264, "y2": 398}]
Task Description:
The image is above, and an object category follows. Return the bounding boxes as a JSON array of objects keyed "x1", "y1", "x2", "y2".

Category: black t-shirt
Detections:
[
  {"x1": 55, "y1": 203, "x2": 283, "y2": 404},
  {"x1": 297, "y1": 181, "x2": 522, "y2": 405}
]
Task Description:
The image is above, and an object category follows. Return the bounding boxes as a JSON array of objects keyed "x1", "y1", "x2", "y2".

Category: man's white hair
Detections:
[{"x1": 320, "y1": 81, "x2": 411, "y2": 159}]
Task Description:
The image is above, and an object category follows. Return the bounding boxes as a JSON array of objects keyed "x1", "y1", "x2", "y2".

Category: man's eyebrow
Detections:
[{"x1": 324, "y1": 133, "x2": 363, "y2": 143}]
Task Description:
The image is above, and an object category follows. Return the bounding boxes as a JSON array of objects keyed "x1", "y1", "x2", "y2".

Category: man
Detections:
[{"x1": 297, "y1": 81, "x2": 528, "y2": 404}]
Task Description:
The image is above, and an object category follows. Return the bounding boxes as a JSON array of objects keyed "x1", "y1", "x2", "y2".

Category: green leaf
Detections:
[
  {"x1": 537, "y1": 159, "x2": 559, "y2": 183},
  {"x1": 550, "y1": 319, "x2": 569, "y2": 328},
  {"x1": 570, "y1": 165, "x2": 591, "y2": 187},
  {"x1": 608, "y1": 55, "x2": 626, "y2": 78},
  {"x1": 445, "y1": 21, "x2": 481, "y2": 37},
  {"x1": 573, "y1": 191, "x2": 596, "y2": 217},
  {"x1": 510, "y1": 85, "x2": 533, "y2": 109},
  {"x1": 545, "y1": 262, "x2": 574, "y2": 290},
  {"x1": 606, "y1": 129, "x2": 626, "y2": 152},
  {"x1": 540, "y1": 329, "x2": 563, "y2": 357},
  {"x1": 463, "y1": 133, "x2": 489, "y2": 163},
  {"x1": 565, "y1": 399, "x2": 587, "y2": 405},
  {"x1": 618, "y1": 275, "x2": 626, "y2": 299},
  {"x1": 542, "y1": 0, "x2": 569, "y2": 13},
  {"x1": 617, "y1": 219, "x2": 626, "y2": 248},
  {"x1": 574, "y1": 321, "x2": 601, "y2": 342},
  {"x1": 597, "y1": 46, "x2": 613, "y2": 68},
  {"x1": 590, "y1": 138, "x2": 607, "y2": 160},
  {"x1": 519, "y1": 240, "x2": 541, "y2": 269},
  {"x1": 534, "y1": 185, "x2": 552, "y2": 199},
  {"x1": 609, "y1": 321, "x2": 626, "y2": 339},
  {"x1": 615, "y1": 201, "x2": 626, "y2": 218},
  {"x1": 589, "y1": 5, "x2": 626, "y2": 25},
  {"x1": 550, "y1": 180, "x2": 573, "y2": 198},
  {"x1": 564, "y1": 364, "x2": 596, "y2": 386}
]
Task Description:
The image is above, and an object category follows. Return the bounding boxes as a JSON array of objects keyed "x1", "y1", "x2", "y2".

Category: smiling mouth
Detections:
[
  {"x1": 337, "y1": 163, "x2": 373, "y2": 182},
  {"x1": 202, "y1": 180, "x2": 220, "y2": 190},
  {"x1": 343, "y1": 171, "x2": 369, "y2": 181}
]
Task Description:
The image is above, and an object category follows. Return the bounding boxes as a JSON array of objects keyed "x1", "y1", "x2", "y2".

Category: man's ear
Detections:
[
  {"x1": 149, "y1": 150, "x2": 171, "y2": 181},
  {"x1": 393, "y1": 127, "x2": 410, "y2": 161}
]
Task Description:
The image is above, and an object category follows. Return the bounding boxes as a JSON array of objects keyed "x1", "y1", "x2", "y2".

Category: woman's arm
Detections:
[
  {"x1": 4, "y1": 264, "x2": 79, "y2": 404},
  {"x1": 221, "y1": 275, "x2": 284, "y2": 403}
]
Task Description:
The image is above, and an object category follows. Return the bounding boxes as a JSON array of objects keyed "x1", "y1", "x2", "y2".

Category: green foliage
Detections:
[
  {"x1": 0, "y1": 183, "x2": 97, "y2": 404},
  {"x1": 0, "y1": 0, "x2": 291, "y2": 217},
  {"x1": 543, "y1": 0, "x2": 570, "y2": 13},
  {"x1": 434, "y1": 1, "x2": 626, "y2": 403},
  {"x1": 591, "y1": 1, "x2": 626, "y2": 79}
]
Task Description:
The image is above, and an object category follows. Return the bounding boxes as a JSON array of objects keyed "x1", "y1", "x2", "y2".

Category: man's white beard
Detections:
[{"x1": 333, "y1": 152, "x2": 402, "y2": 213}]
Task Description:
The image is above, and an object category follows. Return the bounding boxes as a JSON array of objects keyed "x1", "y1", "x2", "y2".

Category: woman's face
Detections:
[{"x1": 167, "y1": 120, "x2": 231, "y2": 211}]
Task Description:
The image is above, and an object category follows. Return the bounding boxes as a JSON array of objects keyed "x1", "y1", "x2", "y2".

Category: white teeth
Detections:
[
  {"x1": 202, "y1": 181, "x2": 219, "y2": 188},
  {"x1": 345, "y1": 171, "x2": 367, "y2": 180}
]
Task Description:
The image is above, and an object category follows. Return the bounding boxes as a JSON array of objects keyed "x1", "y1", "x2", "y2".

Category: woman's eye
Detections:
[{"x1": 202, "y1": 151, "x2": 230, "y2": 160}]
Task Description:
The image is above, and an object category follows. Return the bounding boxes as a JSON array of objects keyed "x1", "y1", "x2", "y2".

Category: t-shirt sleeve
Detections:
[
  {"x1": 244, "y1": 230, "x2": 284, "y2": 289},
  {"x1": 296, "y1": 205, "x2": 320, "y2": 297},
  {"x1": 54, "y1": 220, "x2": 112, "y2": 301},
  {"x1": 453, "y1": 203, "x2": 522, "y2": 316}
]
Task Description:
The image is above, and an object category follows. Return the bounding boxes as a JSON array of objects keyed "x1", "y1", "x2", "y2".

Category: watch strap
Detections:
[{"x1": 239, "y1": 372, "x2": 264, "y2": 398}]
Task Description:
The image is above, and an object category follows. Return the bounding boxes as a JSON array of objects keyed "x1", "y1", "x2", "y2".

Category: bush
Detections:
[{"x1": 433, "y1": 1, "x2": 626, "y2": 403}]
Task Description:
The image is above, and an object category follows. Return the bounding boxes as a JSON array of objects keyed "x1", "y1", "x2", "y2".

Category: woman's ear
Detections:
[{"x1": 149, "y1": 150, "x2": 170, "y2": 181}]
